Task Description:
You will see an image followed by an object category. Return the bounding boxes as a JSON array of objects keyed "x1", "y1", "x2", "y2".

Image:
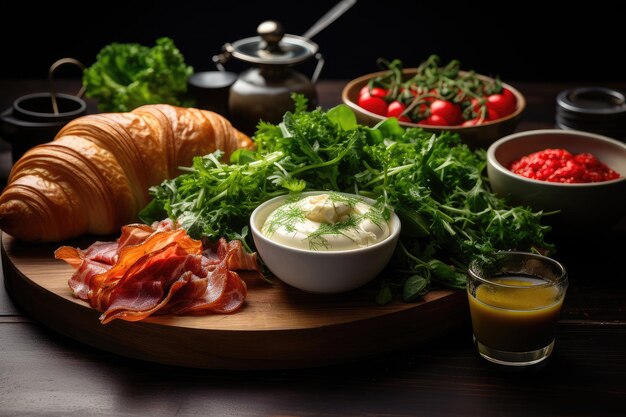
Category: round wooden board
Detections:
[{"x1": 1, "y1": 232, "x2": 468, "y2": 370}]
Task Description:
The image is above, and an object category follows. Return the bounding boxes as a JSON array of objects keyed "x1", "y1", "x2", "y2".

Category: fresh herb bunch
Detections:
[
  {"x1": 83, "y1": 37, "x2": 193, "y2": 112},
  {"x1": 375, "y1": 54, "x2": 501, "y2": 103},
  {"x1": 140, "y1": 95, "x2": 553, "y2": 303}
]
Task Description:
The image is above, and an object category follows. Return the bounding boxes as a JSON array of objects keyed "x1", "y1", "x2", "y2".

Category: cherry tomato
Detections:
[
  {"x1": 358, "y1": 92, "x2": 387, "y2": 116},
  {"x1": 502, "y1": 88, "x2": 516, "y2": 102},
  {"x1": 370, "y1": 87, "x2": 388, "y2": 99},
  {"x1": 386, "y1": 101, "x2": 411, "y2": 122},
  {"x1": 386, "y1": 101, "x2": 406, "y2": 118},
  {"x1": 359, "y1": 86, "x2": 388, "y2": 99},
  {"x1": 420, "y1": 114, "x2": 449, "y2": 126},
  {"x1": 486, "y1": 91, "x2": 516, "y2": 119},
  {"x1": 430, "y1": 100, "x2": 462, "y2": 125},
  {"x1": 486, "y1": 107, "x2": 503, "y2": 121}
]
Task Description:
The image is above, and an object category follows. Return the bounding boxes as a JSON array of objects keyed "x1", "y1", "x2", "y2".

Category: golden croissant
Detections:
[{"x1": 0, "y1": 104, "x2": 253, "y2": 242}]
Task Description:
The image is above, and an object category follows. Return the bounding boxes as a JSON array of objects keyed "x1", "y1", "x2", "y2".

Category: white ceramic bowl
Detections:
[
  {"x1": 487, "y1": 129, "x2": 626, "y2": 230},
  {"x1": 250, "y1": 192, "x2": 401, "y2": 293}
]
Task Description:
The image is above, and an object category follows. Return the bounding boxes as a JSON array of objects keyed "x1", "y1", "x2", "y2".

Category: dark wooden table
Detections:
[{"x1": 1, "y1": 79, "x2": 625, "y2": 417}]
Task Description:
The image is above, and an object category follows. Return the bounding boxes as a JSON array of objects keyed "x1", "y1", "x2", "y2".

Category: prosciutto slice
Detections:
[
  {"x1": 55, "y1": 243, "x2": 118, "y2": 300},
  {"x1": 54, "y1": 221, "x2": 259, "y2": 324},
  {"x1": 203, "y1": 239, "x2": 259, "y2": 271}
]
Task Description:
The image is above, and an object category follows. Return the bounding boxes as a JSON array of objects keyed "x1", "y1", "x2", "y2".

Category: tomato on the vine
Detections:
[
  {"x1": 387, "y1": 101, "x2": 405, "y2": 117},
  {"x1": 486, "y1": 107, "x2": 502, "y2": 121},
  {"x1": 369, "y1": 87, "x2": 388, "y2": 99},
  {"x1": 429, "y1": 100, "x2": 462, "y2": 125},
  {"x1": 354, "y1": 57, "x2": 518, "y2": 128},
  {"x1": 358, "y1": 91, "x2": 387, "y2": 116},
  {"x1": 386, "y1": 101, "x2": 411, "y2": 122},
  {"x1": 485, "y1": 90, "x2": 516, "y2": 119},
  {"x1": 502, "y1": 87, "x2": 516, "y2": 102},
  {"x1": 360, "y1": 86, "x2": 388, "y2": 99},
  {"x1": 420, "y1": 114, "x2": 449, "y2": 126}
]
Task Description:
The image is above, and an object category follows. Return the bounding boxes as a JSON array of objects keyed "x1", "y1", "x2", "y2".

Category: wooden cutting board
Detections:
[{"x1": 1, "y1": 232, "x2": 468, "y2": 370}]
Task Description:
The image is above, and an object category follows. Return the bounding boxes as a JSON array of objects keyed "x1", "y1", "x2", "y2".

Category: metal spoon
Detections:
[{"x1": 302, "y1": 0, "x2": 357, "y2": 40}]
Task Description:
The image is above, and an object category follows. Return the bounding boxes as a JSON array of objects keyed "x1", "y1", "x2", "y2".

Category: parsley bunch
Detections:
[{"x1": 140, "y1": 96, "x2": 553, "y2": 303}]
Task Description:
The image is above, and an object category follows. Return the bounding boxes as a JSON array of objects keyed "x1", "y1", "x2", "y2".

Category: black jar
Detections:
[
  {"x1": 1, "y1": 92, "x2": 87, "y2": 163},
  {"x1": 556, "y1": 87, "x2": 626, "y2": 142}
]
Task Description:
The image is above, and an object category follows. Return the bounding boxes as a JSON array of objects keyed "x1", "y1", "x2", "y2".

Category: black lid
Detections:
[
  {"x1": 556, "y1": 87, "x2": 626, "y2": 141},
  {"x1": 224, "y1": 21, "x2": 318, "y2": 66},
  {"x1": 557, "y1": 87, "x2": 626, "y2": 118}
]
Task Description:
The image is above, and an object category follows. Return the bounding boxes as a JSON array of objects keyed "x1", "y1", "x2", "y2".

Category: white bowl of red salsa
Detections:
[{"x1": 487, "y1": 129, "x2": 626, "y2": 231}]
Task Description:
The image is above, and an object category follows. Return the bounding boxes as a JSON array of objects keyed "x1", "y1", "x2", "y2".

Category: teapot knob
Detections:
[{"x1": 257, "y1": 20, "x2": 284, "y2": 53}]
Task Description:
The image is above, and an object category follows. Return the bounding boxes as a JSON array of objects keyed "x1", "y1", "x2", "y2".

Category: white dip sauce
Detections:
[{"x1": 262, "y1": 193, "x2": 390, "y2": 251}]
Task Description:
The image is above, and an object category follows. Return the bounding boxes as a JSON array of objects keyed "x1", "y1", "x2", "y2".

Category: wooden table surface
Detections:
[{"x1": 1, "y1": 79, "x2": 625, "y2": 417}]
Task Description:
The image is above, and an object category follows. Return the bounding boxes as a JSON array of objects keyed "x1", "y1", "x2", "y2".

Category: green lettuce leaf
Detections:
[{"x1": 83, "y1": 37, "x2": 193, "y2": 112}]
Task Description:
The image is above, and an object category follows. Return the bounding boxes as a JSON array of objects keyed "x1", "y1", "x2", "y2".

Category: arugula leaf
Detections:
[
  {"x1": 139, "y1": 150, "x2": 289, "y2": 240},
  {"x1": 403, "y1": 275, "x2": 429, "y2": 302},
  {"x1": 327, "y1": 104, "x2": 358, "y2": 131},
  {"x1": 376, "y1": 284, "x2": 393, "y2": 306}
]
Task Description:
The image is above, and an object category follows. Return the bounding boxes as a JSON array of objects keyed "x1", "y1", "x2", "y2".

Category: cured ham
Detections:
[{"x1": 55, "y1": 221, "x2": 260, "y2": 324}]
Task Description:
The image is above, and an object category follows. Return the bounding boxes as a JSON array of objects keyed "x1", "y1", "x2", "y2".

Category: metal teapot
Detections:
[{"x1": 213, "y1": 20, "x2": 324, "y2": 135}]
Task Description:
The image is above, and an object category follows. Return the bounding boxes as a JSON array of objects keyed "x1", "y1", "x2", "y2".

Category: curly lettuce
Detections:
[{"x1": 83, "y1": 37, "x2": 193, "y2": 112}]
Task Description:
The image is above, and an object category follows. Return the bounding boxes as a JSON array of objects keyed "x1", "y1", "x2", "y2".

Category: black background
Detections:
[{"x1": 1, "y1": 1, "x2": 623, "y2": 83}]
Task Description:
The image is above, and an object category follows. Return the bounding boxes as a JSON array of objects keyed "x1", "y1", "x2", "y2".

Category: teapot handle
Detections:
[
  {"x1": 48, "y1": 58, "x2": 85, "y2": 115},
  {"x1": 311, "y1": 53, "x2": 325, "y2": 84}
]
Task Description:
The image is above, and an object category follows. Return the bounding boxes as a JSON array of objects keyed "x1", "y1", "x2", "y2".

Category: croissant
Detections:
[{"x1": 0, "y1": 104, "x2": 253, "y2": 242}]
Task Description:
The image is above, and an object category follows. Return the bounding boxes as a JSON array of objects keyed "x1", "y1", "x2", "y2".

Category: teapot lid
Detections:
[{"x1": 224, "y1": 21, "x2": 318, "y2": 65}]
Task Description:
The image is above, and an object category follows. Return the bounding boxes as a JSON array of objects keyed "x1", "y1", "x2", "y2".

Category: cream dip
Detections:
[{"x1": 261, "y1": 193, "x2": 390, "y2": 251}]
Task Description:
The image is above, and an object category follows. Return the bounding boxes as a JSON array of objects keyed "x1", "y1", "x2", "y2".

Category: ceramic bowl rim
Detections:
[{"x1": 487, "y1": 129, "x2": 626, "y2": 188}]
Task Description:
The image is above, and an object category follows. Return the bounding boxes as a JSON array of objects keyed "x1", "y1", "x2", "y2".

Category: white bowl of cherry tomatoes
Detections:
[{"x1": 341, "y1": 56, "x2": 526, "y2": 149}]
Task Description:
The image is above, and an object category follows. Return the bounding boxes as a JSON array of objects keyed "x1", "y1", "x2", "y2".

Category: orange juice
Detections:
[{"x1": 468, "y1": 276, "x2": 565, "y2": 352}]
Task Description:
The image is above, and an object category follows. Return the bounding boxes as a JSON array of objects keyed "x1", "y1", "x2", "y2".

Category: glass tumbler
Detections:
[{"x1": 467, "y1": 251, "x2": 568, "y2": 366}]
